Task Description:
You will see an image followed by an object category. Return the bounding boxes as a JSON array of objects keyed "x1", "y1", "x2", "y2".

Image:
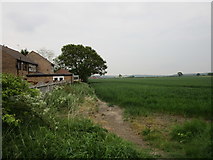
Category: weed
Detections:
[
  {"x1": 169, "y1": 119, "x2": 212, "y2": 158},
  {"x1": 170, "y1": 119, "x2": 207, "y2": 143},
  {"x1": 108, "y1": 103, "x2": 114, "y2": 107},
  {"x1": 141, "y1": 128, "x2": 161, "y2": 141}
]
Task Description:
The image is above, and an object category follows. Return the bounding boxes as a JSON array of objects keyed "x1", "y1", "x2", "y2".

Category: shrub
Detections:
[{"x1": 1, "y1": 74, "x2": 40, "y2": 126}]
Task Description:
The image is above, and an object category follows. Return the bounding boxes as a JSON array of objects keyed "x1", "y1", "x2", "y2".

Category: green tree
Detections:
[
  {"x1": 20, "y1": 48, "x2": 29, "y2": 56},
  {"x1": 54, "y1": 44, "x2": 107, "y2": 82},
  {"x1": 177, "y1": 72, "x2": 183, "y2": 77}
]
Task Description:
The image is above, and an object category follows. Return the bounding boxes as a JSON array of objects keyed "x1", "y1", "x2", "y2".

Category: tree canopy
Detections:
[
  {"x1": 177, "y1": 72, "x2": 183, "y2": 77},
  {"x1": 54, "y1": 44, "x2": 107, "y2": 82},
  {"x1": 20, "y1": 49, "x2": 29, "y2": 56}
]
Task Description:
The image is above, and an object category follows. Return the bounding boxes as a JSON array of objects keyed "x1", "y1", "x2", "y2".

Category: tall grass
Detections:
[
  {"x1": 90, "y1": 76, "x2": 211, "y2": 119},
  {"x1": 140, "y1": 119, "x2": 212, "y2": 158},
  {"x1": 4, "y1": 117, "x2": 147, "y2": 159},
  {"x1": 3, "y1": 83, "x2": 149, "y2": 159},
  {"x1": 169, "y1": 119, "x2": 212, "y2": 158},
  {"x1": 44, "y1": 83, "x2": 96, "y2": 111}
]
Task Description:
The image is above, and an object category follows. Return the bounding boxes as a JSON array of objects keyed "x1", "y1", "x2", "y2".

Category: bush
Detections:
[{"x1": 1, "y1": 74, "x2": 40, "y2": 126}]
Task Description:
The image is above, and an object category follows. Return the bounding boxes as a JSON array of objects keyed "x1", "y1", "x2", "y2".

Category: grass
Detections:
[
  {"x1": 4, "y1": 117, "x2": 147, "y2": 158},
  {"x1": 140, "y1": 119, "x2": 212, "y2": 158},
  {"x1": 3, "y1": 83, "x2": 150, "y2": 159},
  {"x1": 89, "y1": 76, "x2": 212, "y2": 119},
  {"x1": 89, "y1": 76, "x2": 212, "y2": 158}
]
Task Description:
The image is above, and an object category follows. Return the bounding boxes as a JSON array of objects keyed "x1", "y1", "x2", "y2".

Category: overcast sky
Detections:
[{"x1": 1, "y1": 1, "x2": 211, "y2": 75}]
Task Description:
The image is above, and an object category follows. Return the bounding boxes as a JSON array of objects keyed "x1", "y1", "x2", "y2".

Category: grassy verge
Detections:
[
  {"x1": 3, "y1": 82, "x2": 150, "y2": 159},
  {"x1": 139, "y1": 118, "x2": 212, "y2": 158}
]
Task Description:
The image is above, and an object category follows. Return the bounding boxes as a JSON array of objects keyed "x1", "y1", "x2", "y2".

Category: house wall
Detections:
[
  {"x1": 27, "y1": 51, "x2": 54, "y2": 74},
  {"x1": 27, "y1": 75, "x2": 73, "y2": 84},
  {"x1": 1, "y1": 48, "x2": 38, "y2": 77},
  {"x1": 1, "y1": 51, "x2": 17, "y2": 75},
  {"x1": 17, "y1": 67, "x2": 29, "y2": 77}
]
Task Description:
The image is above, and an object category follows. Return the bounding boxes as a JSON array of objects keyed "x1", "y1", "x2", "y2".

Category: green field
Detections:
[
  {"x1": 89, "y1": 76, "x2": 212, "y2": 158},
  {"x1": 89, "y1": 76, "x2": 212, "y2": 119}
]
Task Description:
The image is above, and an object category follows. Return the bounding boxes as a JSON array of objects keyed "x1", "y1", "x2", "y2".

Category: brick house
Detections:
[
  {"x1": 26, "y1": 73, "x2": 73, "y2": 84},
  {"x1": 1, "y1": 45, "x2": 38, "y2": 77},
  {"x1": 26, "y1": 53, "x2": 74, "y2": 84},
  {"x1": 1, "y1": 45, "x2": 74, "y2": 84},
  {"x1": 27, "y1": 51, "x2": 54, "y2": 74}
]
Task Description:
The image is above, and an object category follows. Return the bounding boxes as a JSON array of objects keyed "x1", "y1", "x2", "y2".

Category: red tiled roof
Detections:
[{"x1": 55, "y1": 69, "x2": 71, "y2": 74}]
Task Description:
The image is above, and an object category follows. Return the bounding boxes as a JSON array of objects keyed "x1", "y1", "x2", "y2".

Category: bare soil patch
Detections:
[
  {"x1": 90, "y1": 99, "x2": 165, "y2": 157},
  {"x1": 130, "y1": 113, "x2": 192, "y2": 137}
]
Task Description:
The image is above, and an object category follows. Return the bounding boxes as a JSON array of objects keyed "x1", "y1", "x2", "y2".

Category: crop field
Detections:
[
  {"x1": 90, "y1": 76, "x2": 212, "y2": 158},
  {"x1": 89, "y1": 76, "x2": 212, "y2": 119}
]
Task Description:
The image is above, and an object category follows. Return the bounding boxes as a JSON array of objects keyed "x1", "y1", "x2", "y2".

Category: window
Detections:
[
  {"x1": 29, "y1": 64, "x2": 37, "y2": 72},
  {"x1": 51, "y1": 66, "x2": 54, "y2": 72},
  {"x1": 73, "y1": 75, "x2": 79, "y2": 81},
  {"x1": 17, "y1": 61, "x2": 21, "y2": 70},
  {"x1": 53, "y1": 76, "x2": 64, "y2": 81},
  {"x1": 23, "y1": 63, "x2": 28, "y2": 71}
]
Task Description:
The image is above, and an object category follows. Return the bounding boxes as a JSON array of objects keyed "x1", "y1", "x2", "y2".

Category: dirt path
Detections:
[
  {"x1": 91, "y1": 99, "x2": 164, "y2": 157},
  {"x1": 93, "y1": 100, "x2": 145, "y2": 147}
]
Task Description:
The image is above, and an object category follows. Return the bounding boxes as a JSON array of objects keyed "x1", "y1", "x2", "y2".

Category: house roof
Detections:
[
  {"x1": 55, "y1": 69, "x2": 71, "y2": 74},
  {"x1": 27, "y1": 51, "x2": 54, "y2": 66},
  {"x1": 1, "y1": 45, "x2": 38, "y2": 65}
]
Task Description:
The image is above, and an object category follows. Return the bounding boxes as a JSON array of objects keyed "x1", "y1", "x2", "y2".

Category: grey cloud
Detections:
[
  {"x1": 3, "y1": 3, "x2": 49, "y2": 32},
  {"x1": 2, "y1": 2, "x2": 211, "y2": 75},
  {"x1": 5, "y1": 12, "x2": 47, "y2": 32}
]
